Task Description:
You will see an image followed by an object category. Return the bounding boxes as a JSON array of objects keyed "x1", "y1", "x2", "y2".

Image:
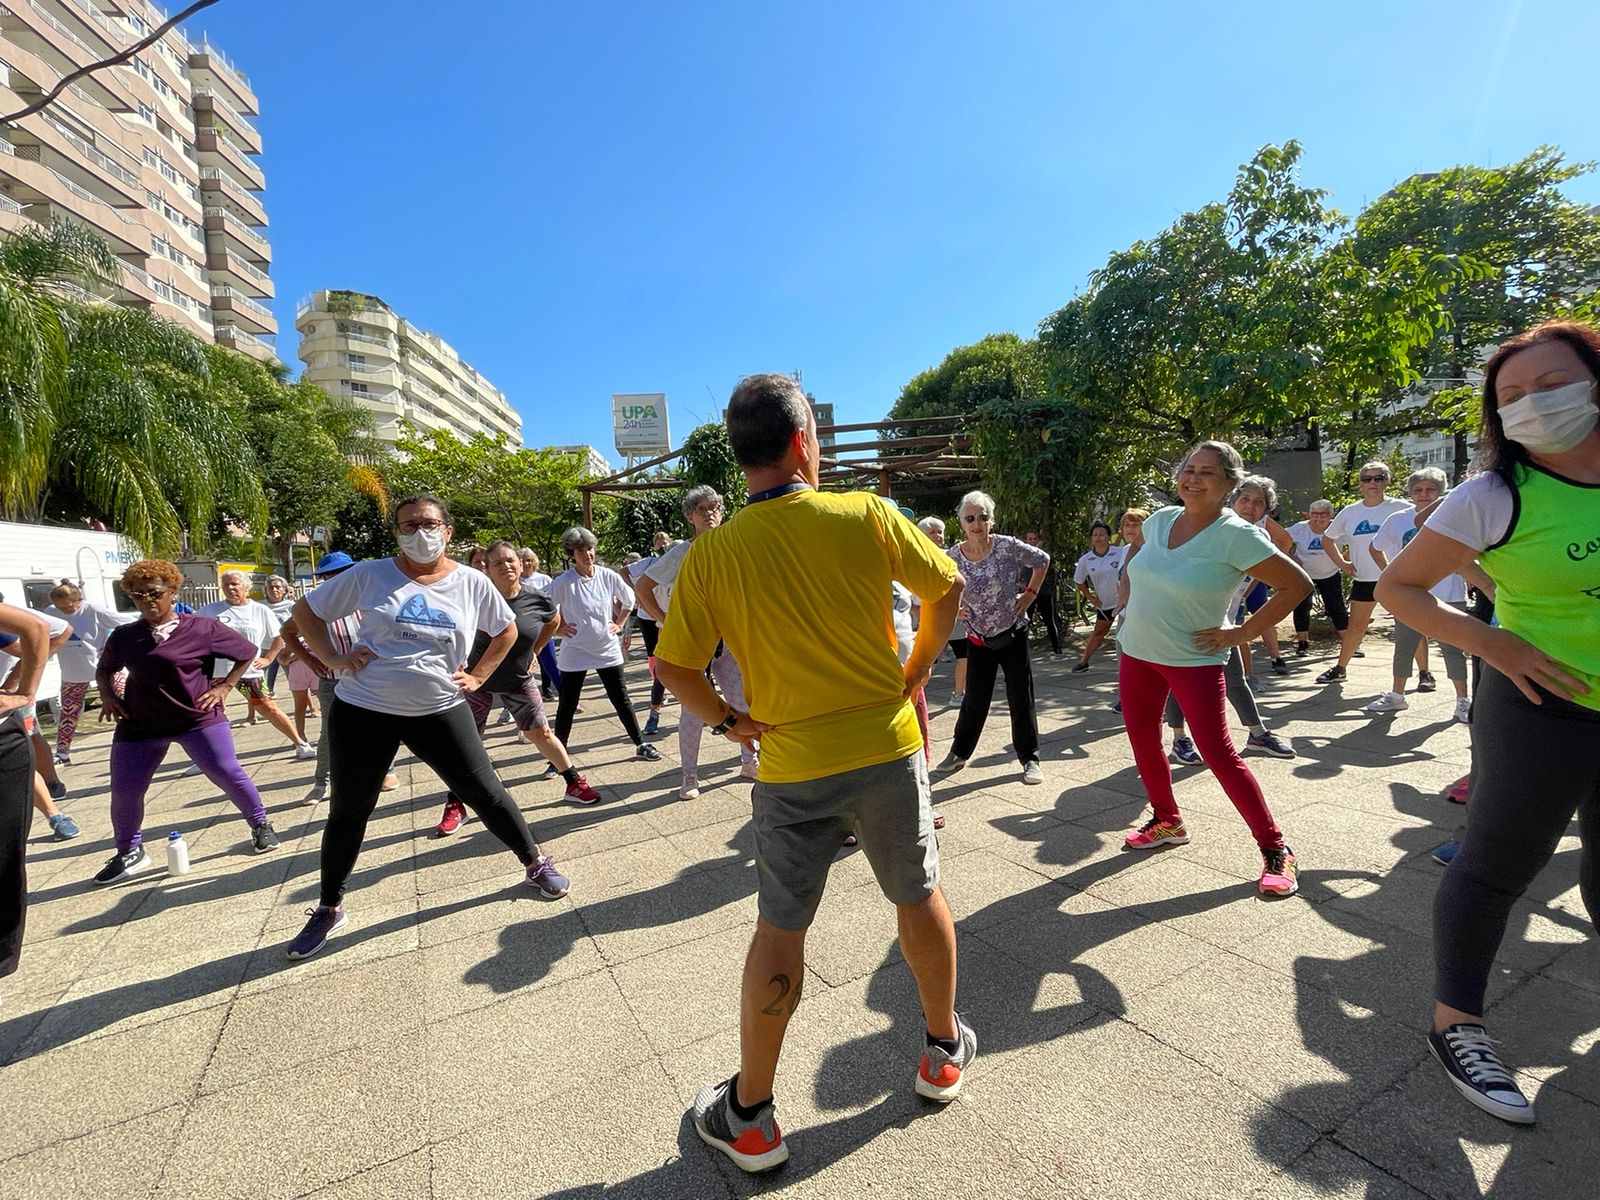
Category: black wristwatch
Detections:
[{"x1": 710, "y1": 708, "x2": 740, "y2": 736}]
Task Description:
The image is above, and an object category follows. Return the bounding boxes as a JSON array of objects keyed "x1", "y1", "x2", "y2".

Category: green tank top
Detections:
[{"x1": 1480, "y1": 463, "x2": 1600, "y2": 711}]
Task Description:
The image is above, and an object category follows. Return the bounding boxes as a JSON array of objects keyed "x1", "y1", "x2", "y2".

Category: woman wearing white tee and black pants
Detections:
[
  {"x1": 286, "y1": 495, "x2": 569, "y2": 961},
  {"x1": 548, "y1": 527, "x2": 663, "y2": 762}
]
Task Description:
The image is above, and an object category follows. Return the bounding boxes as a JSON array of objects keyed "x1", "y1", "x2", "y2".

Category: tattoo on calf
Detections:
[{"x1": 761, "y1": 973, "x2": 802, "y2": 1017}]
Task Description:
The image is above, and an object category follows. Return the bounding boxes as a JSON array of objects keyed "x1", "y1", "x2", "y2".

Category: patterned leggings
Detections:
[{"x1": 55, "y1": 682, "x2": 90, "y2": 756}]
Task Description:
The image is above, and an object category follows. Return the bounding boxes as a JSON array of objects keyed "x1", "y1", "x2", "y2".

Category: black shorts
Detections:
[
  {"x1": 948, "y1": 638, "x2": 968, "y2": 660},
  {"x1": 1350, "y1": 579, "x2": 1377, "y2": 604},
  {"x1": 1094, "y1": 608, "x2": 1116, "y2": 624}
]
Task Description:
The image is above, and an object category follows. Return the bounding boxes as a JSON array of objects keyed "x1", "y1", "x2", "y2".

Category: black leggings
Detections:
[
  {"x1": 950, "y1": 629, "x2": 1039, "y2": 764},
  {"x1": 0, "y1": 715, "x2": 34, "y2": 980},
  {"x1": 638, "y1": 619, "x2": 666, "y2": 707},
  {"x1": 1032, "y1": 589, "x2": 1062, "y2": 655},
  {"x1": 554, "y1": 664, "x2": 643, "y2": 749},
  {"x1": 322, "y1": 697, "x2": 542, "y2": 906},
  {"x1": 1292, "y1": 572, "x2": 1349, "y2": 635},
  {"x1": 1433, "y1": 667, "x2": 1600, "y2": 1014}
]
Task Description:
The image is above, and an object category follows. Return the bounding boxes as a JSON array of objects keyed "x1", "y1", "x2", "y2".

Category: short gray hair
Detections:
[
  {"x1": 1406, "y1": 467, "x2": 1448, "y2": 493},
  {"x1": 220, "y1": 569, "x2": 250, "y2": 586},
  {"x1": 917, "y1": 516, "x2": 945, "y2": 536},
  {"x1": 1360, "y1": 460, "x2": 1392, "y2": 482},
  {"x1": 958, "y1": 490, "x2": 996, "y2": 520},
  {"x1": 517, "y1": 546, "x2": 535, "y2": 559},
  {"x1": 1309, "y1": 498, "x2": 1334, "y2": 515},
  {"x1": 682, "y1": 484, "x2": 724, "y2": 517},
  {"x1": 265, "y1": 574, "x2": 289, "y2": 592},
  {"x1": 1234, "y1": 474, "x2": 1278, "y2": 511},
  {"x1": 560, "y1": 526, "x2": 598, "y2": 556}
]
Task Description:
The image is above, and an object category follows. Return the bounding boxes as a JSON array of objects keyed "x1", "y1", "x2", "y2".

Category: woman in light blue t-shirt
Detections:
[{"x1": 1117, "y1": 441, "x2": 1312, "y2": 897}]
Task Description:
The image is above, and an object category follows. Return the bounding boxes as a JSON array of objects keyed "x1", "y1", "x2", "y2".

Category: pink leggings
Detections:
[
  {"x1": 1118, "y1": 653, "x2": 1284, "y2": 851},
  {"x1": 55, "y1": 682, "x2": 90, "y2": 756}
]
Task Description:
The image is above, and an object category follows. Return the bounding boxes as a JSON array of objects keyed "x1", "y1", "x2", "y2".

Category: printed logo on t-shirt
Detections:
[
  {"x1": 1307, "y1": 536, "x2": 1323, "y2": 551},
  {"x1": 1352, "y1": 520, "x2": 1383, "y2": 536},
  {"x1": 397, "y1": 593, "x2": 456, "y2": 630},
  {"x1": 1401, "y1": 527, "x2": 1418, "y2": 548}
]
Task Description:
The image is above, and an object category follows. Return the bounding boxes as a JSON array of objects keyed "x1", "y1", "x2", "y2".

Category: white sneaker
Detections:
[
  {"x1": 303, "y1": 779, "x2": 327, "y2": 805},
  {"x1": 182, "y1": 761, "x2": 202, "y2": 777},
  {"x1": 294, "y1": 742, "x2": 317, "y2": 760},
  {"x1": 1454, "y1": 697, "x2": 1472, "y2": 724},
  {"x1": 679, "y1": 775, "x2": 700, "y2": 801},
  {"x1": 1021, "y1": 760, "x2": 1044, "y2": 786},
  {"x1": 1363, "y1": 691, "x2": 1408, "y2": 713}
]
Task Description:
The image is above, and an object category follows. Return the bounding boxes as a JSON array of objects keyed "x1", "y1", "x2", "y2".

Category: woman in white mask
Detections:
[
  {"x1": 285, "y1": 494, "x2": 570, "y2": 962},
  {"x1": 1377, "y1": 321, "x2": 1600, "y2": 1127}
]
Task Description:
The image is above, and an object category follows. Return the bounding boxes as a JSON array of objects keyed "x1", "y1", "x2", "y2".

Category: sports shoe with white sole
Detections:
[
  {"x1": 916, "y1": 1011, "x2": 978, "y2": 1101},
  {"x1": 1364, "y1": 691, "x2": 1408, "y2": 713},
  {"x1": 1021, "y1": 760, "x2": 1043, "y2": 785},
  {"x1": 934, "y1": 752, "x2": 968, "y2": 775},
  {"x1": 1428, "y1": 1024, "x2": 1535, "y2": 1124},
  {"x1": 1454, "y1": 697, "x2": 1472, "y2": 724},
  {"x1": 690, "y1": 1077, "x2": 788, "y2": 1173}
]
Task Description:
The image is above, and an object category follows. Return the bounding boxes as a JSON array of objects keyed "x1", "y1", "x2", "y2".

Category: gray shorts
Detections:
[{"x1": 751, "y1": 750, "x2": 940, "y2": 931}]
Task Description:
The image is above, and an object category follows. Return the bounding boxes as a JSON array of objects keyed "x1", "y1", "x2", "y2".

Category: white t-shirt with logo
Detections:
[
  {"x1": 197, "y1": 599, "x2": 281, "y2": 681},
  {"x1": 306, "y1": 559, "x2": 514, "y2": 716},
  {"x1": 548, "y1": 566, "x2": 634, "y2": 671},
  {"x1": 1287, "y1": 521, "x2": 1337, "y2": 579},
  {"x1": 1326, "y1": 497, "x2": 1411, "y2": 582},
  {"x1": 1372, "y1": 506, "x2": 1467, "y2": 604},
  {"x1": 1073, "y1": 547, "x2": 1127, "y2": 608}
]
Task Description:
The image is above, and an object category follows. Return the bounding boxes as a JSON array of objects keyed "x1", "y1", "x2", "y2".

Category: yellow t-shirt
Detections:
[{"x1": 656, "y1": 489, "x2": 960, "y2": 783}]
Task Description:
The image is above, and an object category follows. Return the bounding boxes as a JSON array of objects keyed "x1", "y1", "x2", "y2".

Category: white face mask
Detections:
[
  {"x1": 1499, "y1": 379, "x2": 1598, "y2": 454},
  {"x1": 397, "y1": 526, "x2": 448, "y2": 563}
]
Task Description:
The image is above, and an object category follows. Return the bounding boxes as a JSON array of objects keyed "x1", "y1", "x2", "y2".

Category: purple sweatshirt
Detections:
[{"x1": 97, "y1": 614, "x2": 258, "y2": 740}]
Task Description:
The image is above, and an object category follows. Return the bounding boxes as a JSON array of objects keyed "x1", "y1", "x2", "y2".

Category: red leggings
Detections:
[{"x1": 1118, "y1": 653, "x2": 1284, "y2": 851}]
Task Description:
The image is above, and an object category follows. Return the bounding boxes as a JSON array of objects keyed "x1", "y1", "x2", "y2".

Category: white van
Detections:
[{"x1": 0, "y1": 520, "x2": 143, "y2": 708}]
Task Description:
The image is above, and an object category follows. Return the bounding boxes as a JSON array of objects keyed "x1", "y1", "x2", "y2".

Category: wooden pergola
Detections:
[{"x1": 578, "y1": 415, "x2": 980, "y2": 525}]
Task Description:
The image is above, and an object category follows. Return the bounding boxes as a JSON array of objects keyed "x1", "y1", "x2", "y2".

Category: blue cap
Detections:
[
  {"x1": 168, "y1": 831, "x2": 183, "y2": 840},
  {"x1": 895, "y1": 503, "x2": 915, "y2": 520},
  {"x1": 314, "y1": 551, "x2": 355, "y2": 575}
]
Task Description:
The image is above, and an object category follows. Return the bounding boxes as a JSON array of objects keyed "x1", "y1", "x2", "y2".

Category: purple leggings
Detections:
[{"x1": 110, "y1": 721, "x2": 267, "y2": 853}]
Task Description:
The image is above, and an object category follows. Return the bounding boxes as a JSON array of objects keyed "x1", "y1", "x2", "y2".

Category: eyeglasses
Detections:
[
  {"x1": 696, "y1": 504, "x2": 724, "y2": 515},
  {"x1": 127, "y1": 588, "x2": 169, "y2": 601},
  {"x1": 961, "y1": 514, "x2": 991, "y2": 523},
  {"x1": 397, "y1": 519, "x2": 447, "y2": 533},
  {"x1": 1359, "y1": 475, "x2": 1388, "y2": 484}
]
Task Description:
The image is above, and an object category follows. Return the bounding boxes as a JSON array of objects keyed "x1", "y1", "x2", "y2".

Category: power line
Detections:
[{"x1": 0, "y1": 0, "x2": 225, "y2": 126}]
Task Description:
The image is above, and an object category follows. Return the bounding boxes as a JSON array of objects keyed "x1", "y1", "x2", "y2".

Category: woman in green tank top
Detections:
[{"x1": 1377, "y1": 321, "x2": 1600, "y2": 1129}]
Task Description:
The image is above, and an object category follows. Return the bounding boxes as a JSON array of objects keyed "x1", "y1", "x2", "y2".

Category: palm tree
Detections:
[
  {"x1": 0, "y1": 219, "x2": 266, "y2": 554},
  {"x1": 0, "y1": 219, "x2": 117, "y2": 513}
]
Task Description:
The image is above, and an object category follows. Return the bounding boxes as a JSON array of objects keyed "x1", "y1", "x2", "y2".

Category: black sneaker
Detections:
[
  {"x1": 1270, "y1": 657, "x2": 1289, "y2": 676},
  {"x1": 1417, "y1": 670, "x2": 1438, "y2": 693},
  {"x1": 1294, "y1": 641, "x2": 1309, "y2": 657},
  {"x1": 251, "y1": 822, "x2": 280, "y2": 854},
  {"x1": 1315, "y1": 666, "x2": 1347, "y2": 684},
  {"x1": 635, "y1": 742, "x2": 663, "y2": 762},
  {"x1": 93, "y1": 846, "x2": 150, "y2": 886},
  {"x1": 690, "y1": 1077, "x2": 788, "y2": 1173},
  {"x1": 47, "y1": 779, "x2": 68, "y2": 801},
  {"x1": 1428, "y1": 1024, "x2": 1535, "y2": 1124}
]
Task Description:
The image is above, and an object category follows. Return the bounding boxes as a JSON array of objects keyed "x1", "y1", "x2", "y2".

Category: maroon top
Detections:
[{"x1": 97, "y1": 614, "x2": 259, "y2": 740}]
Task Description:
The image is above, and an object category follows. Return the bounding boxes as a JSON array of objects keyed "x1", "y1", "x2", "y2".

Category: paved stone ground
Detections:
[{"x1": 0, "y1": 618, "x2": 1594, "y2": 1199}]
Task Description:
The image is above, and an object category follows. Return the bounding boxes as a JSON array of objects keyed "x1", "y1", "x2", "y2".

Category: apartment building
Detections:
[
  {"x1": 296, "y1": 289, "x2": 523, "y2": 451},
  {"x1": 0, "y1": 0, "x2": 275, "y2": 361},
  {"x1": 551, "y1": 444, "x2": 613, "y2": 479}
]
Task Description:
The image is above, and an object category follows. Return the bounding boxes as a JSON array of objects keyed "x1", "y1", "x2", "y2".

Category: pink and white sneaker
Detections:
[
  {"x1": 1124, "y1": 817, "x2": 1189, "y2": 851},
  {"x1": 1259, "y1": 846, "x2": 1299, "y2": 897}
]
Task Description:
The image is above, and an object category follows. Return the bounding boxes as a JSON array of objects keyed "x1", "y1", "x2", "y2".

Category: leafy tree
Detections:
[
  {"x1": 1350, "y1": 147, "x2": 1600, "y2": 476},
  {"x1": 889, "y1": 333, "x2": 1043, "y2": 426},
  {"x1": 389, "y1": 425, "x2": 584, "y2": 558},
  {"x1": 678, "y1": 422, "x2": 746, "y2": 511}
]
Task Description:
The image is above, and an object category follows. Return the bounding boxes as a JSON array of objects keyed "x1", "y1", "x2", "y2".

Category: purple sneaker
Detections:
[
  {"x1": 286, "y1": 905, "x2": 347, "y2": 960},
  {"x1": 525, "y1": 855, "x2": 569, "y2": 899}
]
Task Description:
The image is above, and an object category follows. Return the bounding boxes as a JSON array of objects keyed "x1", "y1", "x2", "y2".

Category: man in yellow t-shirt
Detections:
[{"x1": 656, "y1": 373, "x2": 969, "y2": 1174}]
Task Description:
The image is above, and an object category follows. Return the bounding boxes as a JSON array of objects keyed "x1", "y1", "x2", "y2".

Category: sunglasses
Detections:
[
  {"x1": 961, "y1": 514, "x2": 991, "y2": 523},
  {"x1": 1359, "y1": 475, "x2": 1388, "y2": 484},
  {"x1": 127, "y1": 588, "x2": 169, "y2": 601}
]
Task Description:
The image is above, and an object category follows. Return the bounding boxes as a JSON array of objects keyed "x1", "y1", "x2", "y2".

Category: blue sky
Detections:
[{"x1": 193, "y1": 0, "x2": 1600, "y2": 461}]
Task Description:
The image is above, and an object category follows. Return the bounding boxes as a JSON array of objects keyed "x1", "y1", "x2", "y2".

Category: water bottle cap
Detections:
[{"x1": 168, "y1": 831, "x2": 183, "y2": 840}]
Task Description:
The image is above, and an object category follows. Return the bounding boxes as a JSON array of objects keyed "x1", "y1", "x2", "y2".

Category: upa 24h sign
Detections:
[{"x1": 612, "y1": 393, "x2": 671, "y2": 457}]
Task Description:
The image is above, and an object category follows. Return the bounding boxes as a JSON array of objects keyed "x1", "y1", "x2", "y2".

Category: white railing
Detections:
[
  {"x1": 212, "y1": 284, "x2": 272, "y2": 321},
  {"x1": 45, "y1": 113, "x2": 141, "y2": 187},
  {"x1": 219, "y1": 247, "x2": 268, "y2": 284},
  {"x1": 195, "y1": 36, "x2": 250, "y2": 87},
  {"x1": 0, "y1": 194, "x2": 23, "y2": 214},
  {"x1": 216, "y1": 323, "x2": 263, "y2": 350},
  {"x1": 342, "y1": 328, "x2": 388, "y2": 346},
  {"x1": 204, "y1": 205, "x2": 267, "y2": 250},
  {"x1": 0, "y1": 137, "x2": 12, "y2": 155},
  {"x1": 47, "y1": 166, "x2": 140, "y2": 224},
  {"x1": 28, "y1": 1, "x2": 94, "y2": 57},
  {"x1": 193, "y1": 87, "x2": 256, "y2": 134},
  {"x1": 199, "y1": 165, "x2": 262, "y2": 211},
  {"x1": 120, "y1": 259, "x2": 153, "y2": 290},
  {"x1": 348, "y1": 361, "x2": 389, "y2": 374}
]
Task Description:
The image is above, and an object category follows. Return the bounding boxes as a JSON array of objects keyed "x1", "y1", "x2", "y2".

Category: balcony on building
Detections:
[
  {"x1": 203, "y1": 204, "x2": 270, "y2": 264},
  {"x1": 191, "y1": 88, "x2": 261, "y2": 155},
  {"x1": 205, "y1": 245, "x2": 274, "y2": 299},
  {"x1": 210, "y1": 283, "x2": 276, "y2": 335},
  {"x1": 186, "y1": 37, "x2": 258, "y2": 116},
  {"x1": 194, "y1": 128, "x2": 264, "y2": 192},
  {"x1": 198, "y1": 165, "x2": 267, "y2": 227}
]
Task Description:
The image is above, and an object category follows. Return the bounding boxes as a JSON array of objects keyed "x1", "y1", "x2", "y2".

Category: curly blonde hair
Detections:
[{"x1": 121, "y1": 559, "x2": 183, "y2": 593}]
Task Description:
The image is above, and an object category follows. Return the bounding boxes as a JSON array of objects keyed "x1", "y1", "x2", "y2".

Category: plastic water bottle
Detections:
[{"x1": 166, "y1": 831, "x2": 190, "y2": 875}]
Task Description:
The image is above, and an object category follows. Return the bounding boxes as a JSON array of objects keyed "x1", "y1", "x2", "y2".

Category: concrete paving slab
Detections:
[
  {"x1": 0, "y1": 1103, "x2": 186, "y2": 1200},
  {"x1": 1254, "y1": 1137, "x2": 1433, "y2": 1199},
  {"x1": 296, "y1": 1150, "x2": 432, "y2": 1199}
]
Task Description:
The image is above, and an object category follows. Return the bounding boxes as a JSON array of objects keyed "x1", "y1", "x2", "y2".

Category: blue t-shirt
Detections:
[{"x1": 1117, "y1": 506, "x2": 1275, "y2": 667}]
